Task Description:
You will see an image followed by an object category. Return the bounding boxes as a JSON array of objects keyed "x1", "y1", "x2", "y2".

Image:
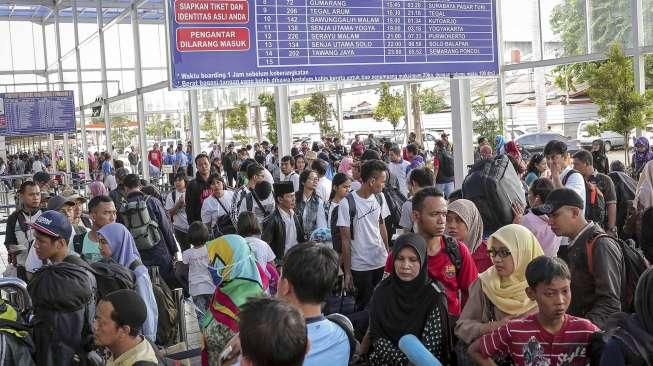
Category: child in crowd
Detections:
[
  {"x1": 470, "y1": 256, "x2": 600, "y2": 366},
  {"x1": 182, "y1": 221, "x2": 216, "y2": 321}
]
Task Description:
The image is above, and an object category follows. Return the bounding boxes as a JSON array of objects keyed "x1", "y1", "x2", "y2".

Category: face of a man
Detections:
[
  {"x1": 33, "y1": 231, "x2": 65, "y2": 260},
  {"x1": 93, "y1": 301, "x2": 127, "y2": 348},
  {"x1": 280, "y1": 160, "x2": 293, "y2": 175},
  {"x1": 91, "y1": 201, "x2": 117, "y2": 229},
  {"x1": 412, "y1": 196, "x2": 448, "y2": 238},
  {"x1": 277, "y1": 192, "x2": 296, "y2": 211},
  {"x1": 547, "y1": 206, "x2": 581, "y2": 237},
  {"x1": 21, "y1": 185, "x2": 41, "y2": 209},
  {"x1": 197, "y1": 157, "x2": 210, "y2": 176}
]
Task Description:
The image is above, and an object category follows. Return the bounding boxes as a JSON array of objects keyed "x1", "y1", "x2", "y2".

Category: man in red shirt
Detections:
[
  {"x1": 350, "y1": 134, "x2": 365, "y2": 158},
  {"x1": 470, "y1": 256, "x2": 600, "y2": 366},
  {"x1": 148, "y1": 143, "x2": 162, "y2": 168},
  {"x1": 384, "y1": 186, "x2": 477, "y2": 316}
]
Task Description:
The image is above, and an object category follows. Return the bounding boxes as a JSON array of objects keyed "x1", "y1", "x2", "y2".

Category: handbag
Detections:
[
  {"x1": 213, "y1": 198, "x2": 236, "y2": 237},
  {"x1": 324, "y1": 277, "x2": 356, "y2": 316}
]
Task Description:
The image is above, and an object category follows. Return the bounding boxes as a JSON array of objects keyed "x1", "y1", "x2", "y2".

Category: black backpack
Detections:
[
  {"x1": 64, "y1": 254, "x2": 137, "y2": 299},
  {"x1": 609, "y1": 171, "x2": 636, "y2": 230},
  {"x1": 585, "y1": 234, "x2": 650, "y2": 312},
  {"x1": 149, "y1": 267, "x2": 179, "y2": 346},
  {"x1": 383, "y1": 172, "x2": 407, "y2": 232},
  {"x1": 28, "y1": 262, "x2": 95, "y2": 366},
  {"x1": 563, "y1": 170, "x2": 606, "y2": 227},
  {"x1": 438, "y1": 150, "x2": 455, "y2": 178}
]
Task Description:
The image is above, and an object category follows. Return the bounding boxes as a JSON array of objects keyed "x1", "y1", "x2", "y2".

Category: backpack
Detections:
[
  {"x1": 438, "y1": 150, "x2": 455, "y2": 178},
  {"x1": 585, "y1": 234, "x2": 650, "y2": 312},
  {"x1": 383, "y1": 172, "x2": 407, "y2": 231},
  {"x1": 563, "y1": 170, "x2": 606, "y2": 226},
  {"x1": 149, "y1": 267, "x2": 179, "y2": 346},
  {"x1": 609, "y1": 171, "x2": 636, "y2": 230},
  {"x1": 119, "y1": 196, "x2": 161, "y2": 251},
  {"x1": 90, "y1": 259, "x2": 137, "y2": 298},
  {"x1": 326, "y1": 313, "x2": 359, "y2": 365},
  {"x1": 330, "y1": 206, "x2": 344, "y2": 253},
  {"x1": 28, "y1": 262, "x2": 95, "y2": 366}
]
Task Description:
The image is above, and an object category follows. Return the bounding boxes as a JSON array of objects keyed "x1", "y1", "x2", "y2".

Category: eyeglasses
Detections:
[{"x1": 488, "y1": 248, "x2": 512, "y2": 258}]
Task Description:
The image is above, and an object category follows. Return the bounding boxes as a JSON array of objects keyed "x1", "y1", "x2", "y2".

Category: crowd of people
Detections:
[{"x1": 0, "y1": 130, "x2": 653, "y2": 366}]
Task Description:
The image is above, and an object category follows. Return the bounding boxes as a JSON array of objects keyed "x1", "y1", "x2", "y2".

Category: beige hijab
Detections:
[
  {"x1": 447, "y1": 199, "x2": 484, "y2": 252},
  {"x1": 636, "y1": 160, "x2": 653, "y2": 210}
]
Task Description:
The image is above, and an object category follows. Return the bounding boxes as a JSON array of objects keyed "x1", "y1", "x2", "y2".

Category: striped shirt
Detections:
[{"x1": 479, "y1": 314, "x2": 599, "y2": 366}]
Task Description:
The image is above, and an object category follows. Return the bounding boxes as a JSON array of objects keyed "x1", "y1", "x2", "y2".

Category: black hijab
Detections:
[
  {"x1": 369, "y1": 233, "x2": 440, "y2": 345},
  {"x1": 612, "y1": 267, "x2": 653, "y2": 364}
]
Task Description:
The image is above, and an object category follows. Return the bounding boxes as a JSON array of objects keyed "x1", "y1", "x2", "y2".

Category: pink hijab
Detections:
[
  {"x1": 339, "y1": 156, "x2": 353, "y2": 175},
  {"x1": 90, "y1": 180, "x2": 108, "y2": 197}
]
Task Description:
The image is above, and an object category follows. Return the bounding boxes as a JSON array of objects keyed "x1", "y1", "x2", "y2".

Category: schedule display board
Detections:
[
  {"x1": 166, "y1": 0, "x2": 499, "y2": 88},
  {"x1": 0, "y1": 91, "x2": 76, "y2": 136}
]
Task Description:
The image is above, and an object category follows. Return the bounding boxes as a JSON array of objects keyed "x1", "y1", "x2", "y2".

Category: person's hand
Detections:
[
  {"x1": 511, "y1": 202, "x2": 524, "y2": 224},
  {"x1": 548, "y1": 160, "x2": 560, "y2": 176},
  {"x1": 8, "y1": 252, "x2": 16, "y2": 266},
  {"x1": 343, "y1": 271, "x2": 354, "y2": 292},
  {"x1": 220, "y1": 334, "x2": 242, "y2": 366}
]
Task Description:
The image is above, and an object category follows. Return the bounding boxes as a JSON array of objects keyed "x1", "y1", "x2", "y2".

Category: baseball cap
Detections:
[
  {"x1": 531, "y1": 188, "x2": 584, "y2": 216},
  {"x1": 46, "y1": 195, "x2": 76, "y2": 211},
  {"x1": 61, "y1": 188, "x2": 85, "y2": 203},
  {"x1": 30, "y1": 210, "x2": 72, "y2": 239}
]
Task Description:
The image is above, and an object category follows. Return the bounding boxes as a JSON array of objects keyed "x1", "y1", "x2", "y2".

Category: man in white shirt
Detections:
[
  {"x1": 279, "y1": 155, "x2": 300, "y2": 192},
  {"x1": 337, "y1": 159, "x2": 390, "y2": 310},
  {"x1": 388, "y1": 144, "x2": 411, "y2": 197},
  {"x1": 544, "y1": 140, "x2": 586, "y2": 251},
  {"x1": 311, "y1": 159, "x2": 332, "y2": 203}
]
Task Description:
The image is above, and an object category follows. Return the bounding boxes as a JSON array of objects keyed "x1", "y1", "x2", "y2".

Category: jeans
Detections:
[
  {"x1": 436, "y1": 182, "x2": 455, "y2": 198},
  {"x1": 351, "y1": 267, "x2": 385, "y2": 311}
]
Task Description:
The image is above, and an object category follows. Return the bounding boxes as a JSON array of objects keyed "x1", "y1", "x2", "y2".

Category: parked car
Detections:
[
  {"x1": 515, "y1": 132, "x2": 580, "y2": 160},
  {"x1": 576, "y1": 120, "x2": 626, "y2": 151}
]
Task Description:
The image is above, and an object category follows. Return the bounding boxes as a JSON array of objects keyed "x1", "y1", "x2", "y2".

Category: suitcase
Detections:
[{"x1": 462, "y1": 155, "x2": 526, "y2": 233}]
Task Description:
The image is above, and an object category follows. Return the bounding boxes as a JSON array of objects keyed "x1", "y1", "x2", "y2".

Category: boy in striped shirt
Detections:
[{"x1": 470, "y1": 256, "x2": 600, "y2": 366}]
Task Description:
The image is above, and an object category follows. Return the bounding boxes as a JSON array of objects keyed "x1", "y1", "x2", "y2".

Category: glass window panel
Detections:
[
  {"x1": 0, "y1": 22, "x2": 12, "y2": 71},
  {"x1": 140, "y1": 23, "x2": 166, "y2": 68},
  {"x1": 10, "y1": 22, "x2": 37, "y2": 70},
  {"x1": 45, "y1": 24, "x2": 57, "y2": 69},
  {"x1": 645, "y1": 0, "x2": 653, "y2": 46},
  {"x1": 500, "y1": 0, "x2": 540, "y2": 64},
  {"x1": 33, "y1": 23, "x2": 46, "y2": 70},
  {"x1": 589, "y1": 0, "x2": 632, "y2": 52},
  {"x1": 79, "y1": 37, "x2": 101, "y2": 70}
]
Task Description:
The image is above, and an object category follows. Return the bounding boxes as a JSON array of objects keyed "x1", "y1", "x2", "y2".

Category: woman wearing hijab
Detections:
[
  {"x1": 97, "y1": 222, "x2": 159, "y2": 343},
  {"x1": 455, "y1": 224, "x2": 543, "y2": 360},
  {"x1": 446, "y1": 199, "x2": 492, "y2": 273},
  {"x1": 627, "y1": 160, "x2": 653, "y2": 242},
  {"x1": 202, "y1": 234, "x2": 267, "y2": 365},
  {"x1": 591, "y1": 139, "x2": 610, "y2": 175},
  {"x1": 600, "y1": 267, "x2": 653, "y2": 365},
  {"x1": 367, "y1": 233, "x2": 450, "y2": 365},
  {"x1": 632, "y1": 137, "x2": 653, "y2": 179}
]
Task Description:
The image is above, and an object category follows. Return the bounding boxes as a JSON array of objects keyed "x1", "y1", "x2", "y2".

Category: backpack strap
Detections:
[
  {"x1": 585, "y1": 233, "x2": 611, "y2": 275},
  {"x1": 443, "y1": 235, "x2": 462, "y2": 273},
  {"x1": 73, "y1": 233, "x2": 85, "y2": 256},
  {"x1": 171, "y1": 190, "x2": 177, "y2": 203},
  {"x1": 215, "y1": 196, "x2": 231, "y2": 215},
  {"x1": 374, "y1": 192, "x2": 384, "y2": 208},
  {"x1": 326, "y1": 313, "x2": 358, "y2": 363},
  {"x1": 251, "y1": 191, "x2": 269, "y2": 216},
  {"x1": 562, "y1": 169, "x2": 580, "y2": 185},
  {"x1": 346, "y1": 193, "x2": 357, "y2": 241}
]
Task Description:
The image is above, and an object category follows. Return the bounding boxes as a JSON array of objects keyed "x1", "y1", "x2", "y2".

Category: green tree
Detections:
[
  {"x1": 550, "y1": 0, "x2": 653, "y2": 93},
  {"x1": 258, "y1": 93, "x2": 277, "y2": 144},
  {"x1": 225, "y1": 101, "x2": 249, "y2": 144},
  {"x1": 291, "y1": 99, "x2": 309, "y2": 124},
  {"x1": 200, "y1": 111, "x2": 219, "y2": 142},
  {"x1": 305, "y1": 92, "x2": 336, "y2": 136},
  {"x1": 587, "y1": 44, "x2": 653, "y2": 164},
  {"x1": 111, "y1": 116, "x2": 136, "y2": 151},
  {"x1": 419, "y1": 87, "x2": 447, "y2": 114},
  {"x1": 472, "y1": 94, "x2": 503, "y2": 149},
  {"x1": 145, "y1": 114, "x2": 174, "y2": 142},
  {"x1": 373, "y1": 82, "x2": 404, "y2": 132}
]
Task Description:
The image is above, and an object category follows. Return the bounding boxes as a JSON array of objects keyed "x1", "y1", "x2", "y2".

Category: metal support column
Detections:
[
  {"x1": 97, "y1": 0, "x2": 113, "y2": 160},
  {"x1": 73, "y1": 0, "x2": 90, "y2": 182},
  {"x1": 55, "y1": 5, "x2": 72, "y2": 184},
  {"x1": 131, "y1": 2, "x2": 149, "y2": 180},
  {"x1": 189, "y1": 90, "x2": 201, "y2": 174},
  {"x1": 403, "y1": 83, "x2": 413, "y2": 137},
  {"x1": 335, "y1": 83, "x2": 343, "y2": 135},
  {"x1": 532, "y1": 0, "x2": 546, "y2": 133},
  {"x1": 450, "y1": 79, "x2": 474, "y2": 188},
  {"x1": 275, "y1": 85, "x2": 292, "y2": 156},
  {"x1": 632, "y1": 0, "x2": 645, "y2": 138},
  {"x1": 585, "y1": 0, "x2": 593, "y2": 53}
]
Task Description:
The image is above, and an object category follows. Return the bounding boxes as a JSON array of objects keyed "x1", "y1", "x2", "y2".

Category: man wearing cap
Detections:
[
  {"x1": 263, "y1": 181, "x2": 306, "y2": 261},
  {"x1": 535, "y1": 188, "x2": 624, "y2": 329},
  {"x1": 94, "y1": 289, "x2": 158, "y2": 365}
]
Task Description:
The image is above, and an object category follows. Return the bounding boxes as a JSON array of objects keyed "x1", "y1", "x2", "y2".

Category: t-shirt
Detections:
[
  {"x1": 388, "y1": 160, "x2": 411, "y2": 197},
  {"x1": 201, "y1": 191, "x2": 234, "y2": 228},
  {"x1": 304, "y1": 316, "x2": 350, "y2": 366},
  {"x1": 280, "y1": 171, "x2": 300, "y2": 192},
  {"x1": 245, "y1": 236, "x2": 276, "y2": 265},
  {"x1": 182, "y1": 246, "x2": 216, "y2": 296},
  {"x1": 337, "y1": 191, "x2": 390, "y2": 271},
  {"x1": 175, "y1": 151, "x2": 188, "y2": 167},
  {"x1": 148, "y1": 150, "x2": 162, "y2": 167},
  {"x1": 478, "y1": 314, "x2": 599, "y2": 366},
  {"x1": 165, "y1": 190, "x2": 189, "y2": 231},
  {"x1": 384, "y1": 237, "x2": 478, "y2": 316},
  {"x1": 82, "y1": 232, "x2": 103, "y2": 263},
  {"x1": 316, "y1": 176, "x2": 332, "y2": 203}
]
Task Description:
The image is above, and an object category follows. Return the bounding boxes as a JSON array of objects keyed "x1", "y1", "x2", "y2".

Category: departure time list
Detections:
[{"x1": 168, "y1": 0, "x2": 498, "y2": 88}]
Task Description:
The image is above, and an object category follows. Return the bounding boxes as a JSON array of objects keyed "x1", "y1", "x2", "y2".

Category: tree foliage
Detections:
[
  {"x1": 587, "y1": 44, "x2": 653, "y2": 163},
  {"x1": 291, "y1": 99, "x2": 309, "y2": 124},
  {"x1": 472, "y1": 95, "x2": 503, "y2": 149},
  {"x1": 111, "y1": 115, "x2": 136, "y2": 151},
  {"x1": 145, "y1": 114, "x2": 174, "y2": 142},
  {"x1": 550, "y1": 0, "x2": 653, "y2": 94},
  {"x1": 258, "y1": 93, "x2": 277, "y2": 144},
  {"x1": 373, "y1": 82, "x2": 404, "y2": 130},
  {"x1": 305, "y1": 92, "x2": 336, "y2": 136},
  {"x1": 419, "y1": 87, "x2": 447, "y2": 114},
  {"x1": 200, "y1": 111, "x2": 218, "y2": 142}
]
